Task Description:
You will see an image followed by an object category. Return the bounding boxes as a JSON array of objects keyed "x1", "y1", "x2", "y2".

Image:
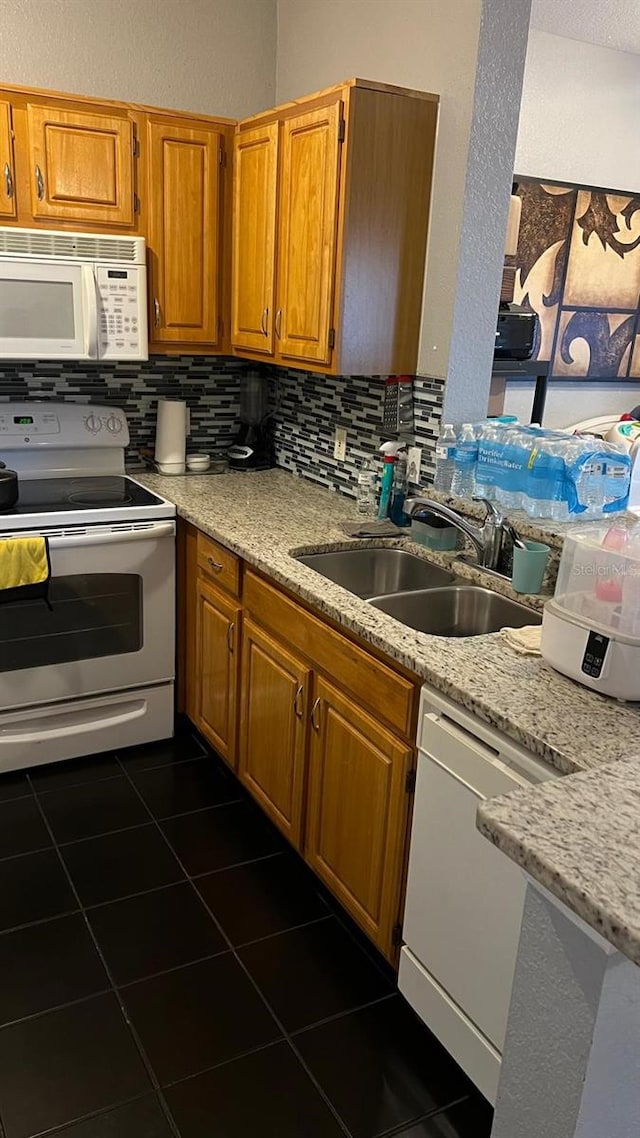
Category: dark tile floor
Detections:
[{"x1": 0, "y1": 727, "x2": 494, "y2": 1138}]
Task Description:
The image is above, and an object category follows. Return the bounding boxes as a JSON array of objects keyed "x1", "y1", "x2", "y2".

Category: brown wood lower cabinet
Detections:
[
  {"x1": 305, "y1": 675, "x2": 414, "y2": 955},
  {"x1": 180, "y1": 528, "x2": 418, "y2": 961},
  {"x1": 238, "y1": 620, "x2": 311, "y2": 849},
  {"x1": 195, "y1": 577, "x2": 241, "y2": 767}
]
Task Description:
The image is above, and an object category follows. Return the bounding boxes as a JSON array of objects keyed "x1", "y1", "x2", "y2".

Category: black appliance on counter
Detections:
[
  {"x1": 494, "y1": 302, "x2": 539, "y2": 361},
  {"x1": 228, "y1": 373, "x2": 275, "y2": 471}
]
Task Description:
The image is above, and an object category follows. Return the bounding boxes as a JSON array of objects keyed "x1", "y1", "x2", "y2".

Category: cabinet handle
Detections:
[
  {"x1": 153, "y1": 297, "x2": 162, "y2": 328},
  {"x1": 207, "y1": 556, "x2": 223, "y2": 573},
  {"x1": 227, "y1": 621, "x2": 235, "y2": 653},
  {"x1": 35, "y1": 164, "x2": 44, "y2": 200},
  {"x1": 310, "y1": 697, "x2": 321, "y2": 731},
  {"x1": 3, "y1": 163, "x2": 13, "y2": 199},
  {"x1": 260, "y1": 307, "x2": 269, "y2": 336},
  {"x1": 275, "y1": 308, "x2": 282, "y2": 339},
  {"x1": 293, "y1": 684, "x2": 304, "y2": 719}
]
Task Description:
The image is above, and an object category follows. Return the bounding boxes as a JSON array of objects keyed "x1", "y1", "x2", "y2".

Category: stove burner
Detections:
[{"x1": 67, "y1": 490, "x2": 134, "y2": 506}]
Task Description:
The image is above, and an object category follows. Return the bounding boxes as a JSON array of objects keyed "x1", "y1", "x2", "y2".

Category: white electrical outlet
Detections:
[
  {"x1": 333, "y1": 427, "x2": 347, "y2": 461},
  {"x1": 407, "y1": 446, "x2": 422, "y2": 485}
]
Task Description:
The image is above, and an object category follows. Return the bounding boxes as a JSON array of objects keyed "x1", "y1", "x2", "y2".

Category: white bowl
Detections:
[{"x1": 186, "y1": 453, "x2": 211, "y2": 472}]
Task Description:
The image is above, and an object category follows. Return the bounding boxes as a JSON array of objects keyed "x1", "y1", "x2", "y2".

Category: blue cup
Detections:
[{"x1": 511, "y1": 540, "x2": 550, "y2": 595}]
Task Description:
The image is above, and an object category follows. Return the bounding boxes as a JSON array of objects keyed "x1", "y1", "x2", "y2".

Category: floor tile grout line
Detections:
[
  {"x1": 288, "y1": 991, "x2": 397, "y2": 1040},
  {"x1": 0, "y1": 983, "x2": 115, "y2": 1034},
  {"x1": 36, "y1": 795, "x2": 249, "y2": 853},
  {"x1": 25, "y1": 773, "x2": 182, "y2": 1138},
  {"x1": 115, "y1": 754, "x2": 354, "y2": 1138},
  {"x1": 29, "y1": 1089, "x2": 170, "y2": 1138},
  {"x1": 0, "y1": 906, "x2": 83, "y2": 940},
  {"x1": 33, "y1": 770, "x2": 126, "y2": 797},
  {"x1": 0, "y1": 840, "x2": 54, "y2": 865}
]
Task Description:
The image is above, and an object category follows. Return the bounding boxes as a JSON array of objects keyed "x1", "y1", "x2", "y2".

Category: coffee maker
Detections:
[{"x1": 228, "y1": 373, "x2": 274, "y2": 471}]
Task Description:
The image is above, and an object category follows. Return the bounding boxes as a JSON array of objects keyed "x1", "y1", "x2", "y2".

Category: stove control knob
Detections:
[
  {"x1": 84, "y1": 414, "x2": 102, "y2": 434},
  {"x1": 106, "y1": 414, "x2": 123, "y2": 434}
]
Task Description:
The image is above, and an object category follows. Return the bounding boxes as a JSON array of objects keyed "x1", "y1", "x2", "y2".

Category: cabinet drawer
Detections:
[
  {"x1": 196, "y1": 532, "x2": 241, "y2": 597},
  {"x1": 244, "y1": 569, "x2": 416, "y2": 737}
]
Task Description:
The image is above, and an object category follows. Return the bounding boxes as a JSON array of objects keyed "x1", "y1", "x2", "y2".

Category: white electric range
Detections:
[{"x1": 0, "y1": 402, "x2": 176, "y2": 771}]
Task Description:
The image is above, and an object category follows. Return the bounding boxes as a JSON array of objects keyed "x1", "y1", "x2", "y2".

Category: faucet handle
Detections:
[{"x1": 472, "y1": 496, "x2": 504, "y2": 525}]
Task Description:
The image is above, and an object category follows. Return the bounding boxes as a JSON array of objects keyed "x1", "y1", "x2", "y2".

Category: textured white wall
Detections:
[
  {"x1": 0, "y1": 0, "x2": 277, "y2": 119},
  {"x1": 503, "y1": 383, "x2": 640, "y2": 429},
  {"x1": 515, "y1": 30, "x2": 640, "y2": 190}
]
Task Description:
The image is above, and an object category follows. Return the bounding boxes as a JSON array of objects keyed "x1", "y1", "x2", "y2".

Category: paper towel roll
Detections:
[{"x1": 155, "y1": 399, "x2": 188, "y2": 471}]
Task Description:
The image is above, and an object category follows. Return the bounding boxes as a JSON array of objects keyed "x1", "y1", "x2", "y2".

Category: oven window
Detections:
[{"x1": 0, "y1": 574, "x2": 142, "y2": 673}]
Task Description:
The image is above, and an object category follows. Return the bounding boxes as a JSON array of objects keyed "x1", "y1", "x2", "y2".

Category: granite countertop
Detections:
[
  {"x1": 478, "y1": 757, "x2": 640, "y2": 965},
  {"x1": 137, "y1": 467, "x2": 640, "y2": 778}
]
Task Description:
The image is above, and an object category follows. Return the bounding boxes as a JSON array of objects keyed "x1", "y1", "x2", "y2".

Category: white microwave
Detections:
[{"x1": 0, "y1": 227, "x2": 148, "y2": 361}]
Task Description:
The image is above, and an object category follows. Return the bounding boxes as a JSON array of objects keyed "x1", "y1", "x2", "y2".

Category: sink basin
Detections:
[
  {"x1": 369, "y1": 585, "x2": 541, "y2": 637},
  {"x1": 296, "y1": 548, "x2": 456, "y2": 599}
]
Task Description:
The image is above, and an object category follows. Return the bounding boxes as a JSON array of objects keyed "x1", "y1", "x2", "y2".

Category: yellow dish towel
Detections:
[{"x1": 0, "y1": 536, "x2": 51, "y2": 597}]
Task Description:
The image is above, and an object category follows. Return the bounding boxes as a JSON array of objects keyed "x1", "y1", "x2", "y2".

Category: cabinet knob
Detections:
[
  {"x1": 293, "y1": 684, "x2": 304, "y2": 719},
  {"x1": 260, "y1": 307, "x2": 269, "y2": 336},
  {"x1": 153, "y1": 298, "x2": 162, "y2": 328},
  {"x1": 3, "y1": 163, "x2": 13, "y2": 199},
  {"x1": 34, "y1": 164, "x2": 45, "y2": 201},
  {"x1": 275, "y1": 308, "x2": 282, "y2": 340},
  {"x1": 310, "y1": 697, "x2": 321, "y2": 731}
]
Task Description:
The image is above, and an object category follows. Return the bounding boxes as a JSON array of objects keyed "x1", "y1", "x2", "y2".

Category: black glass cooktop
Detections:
[{"x1": 1, "y1": 477, "x2": 164, "y2": 515}]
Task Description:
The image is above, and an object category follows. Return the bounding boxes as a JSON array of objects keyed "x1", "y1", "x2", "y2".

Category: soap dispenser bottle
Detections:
[
  {"x1": 390, "y1": 447, "x2": 410, "y2": 526},
  {"x1": 377, "y1": 442, "x2": 402, "y2": 520}
]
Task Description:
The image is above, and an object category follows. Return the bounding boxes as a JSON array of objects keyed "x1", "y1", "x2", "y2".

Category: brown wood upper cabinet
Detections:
[
  {"x1": 147, "y1": 117, "x2": 226, "y2": 348},
  {"x1": 232, "y1": 79, "x2": 439, "y2": 376},
  {"x1": 0, "y1": 101, "x2": 16, "y2": 219},
  {"x1": 26, "y1": 102, "x2": 136, "y2": 226},
  {"x1": 231, "y1": 122, "x2": 279, "y2": 353}
]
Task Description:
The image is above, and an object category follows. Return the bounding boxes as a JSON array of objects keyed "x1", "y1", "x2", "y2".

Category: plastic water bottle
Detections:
[
  {"x1": 603, "y1": 442, "x2": 631, "y2": 509},
  {"x1": 475, "y1": 420, "x2": 506, "y2": 502},
  {"x1": 496, "y1": 425, "x2": 530, "y2": 511},
  {"x1": 450, "y1": 423, "x2": 478, "y2": 498},
  {"x1": 434, "y1": 424, "x2": 457, "y2": 491},
  {"x1": 356, "y1": 456, "x2": 377, "y2": 515}
]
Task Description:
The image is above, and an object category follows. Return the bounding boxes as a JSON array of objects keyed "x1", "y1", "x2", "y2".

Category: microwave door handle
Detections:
[{"x1": 81, "y1": 265, "x2": 99, "y2": 359}]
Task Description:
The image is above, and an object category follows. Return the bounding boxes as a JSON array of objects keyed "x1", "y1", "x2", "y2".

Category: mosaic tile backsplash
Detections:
[
  {"x1": 269, "y1": 368, "x2": 444, "y2": 495},
  {"x1": 0, "y1": 356, "x2": 444, "y2": 496}
]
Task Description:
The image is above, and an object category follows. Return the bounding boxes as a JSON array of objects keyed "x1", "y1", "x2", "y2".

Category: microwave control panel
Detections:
[{"x1": 97, "y1": 266, "x2": 147, "y2": 360}]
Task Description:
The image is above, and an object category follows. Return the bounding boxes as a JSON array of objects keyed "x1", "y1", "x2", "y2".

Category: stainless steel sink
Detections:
[
  {"x1": 369, "y1": 585, "x2": 541, "y2": 637},
  {"x1": 295, "y1": 548, "x2": 456, "y2": 599}
]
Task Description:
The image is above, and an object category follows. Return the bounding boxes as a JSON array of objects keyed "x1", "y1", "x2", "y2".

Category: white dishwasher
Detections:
[{"x1": 399, "y1": 686, "x2": 557, "y2": 1105}]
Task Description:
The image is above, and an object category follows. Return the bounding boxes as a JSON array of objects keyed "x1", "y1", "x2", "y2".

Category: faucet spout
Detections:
[{"x1": 404, "y1": 496, "x2": 506, "y2": 570}]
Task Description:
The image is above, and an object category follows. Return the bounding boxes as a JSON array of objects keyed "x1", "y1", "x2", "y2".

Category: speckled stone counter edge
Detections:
[{"x1": 477, "y1": 756, "x2": 640, "y2": 966}]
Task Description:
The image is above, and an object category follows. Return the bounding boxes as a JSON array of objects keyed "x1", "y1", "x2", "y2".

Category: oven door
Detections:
[{"x1": 0, "y1": 520, "x2": 175, "y2": 710}]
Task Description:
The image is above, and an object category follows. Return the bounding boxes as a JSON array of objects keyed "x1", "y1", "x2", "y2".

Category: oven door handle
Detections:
[{"x1": 44, "y1": 521, "x2": 176, "y2": 550}]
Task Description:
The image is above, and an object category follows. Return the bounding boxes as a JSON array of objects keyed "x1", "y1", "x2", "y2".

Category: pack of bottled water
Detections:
[{"x1": 447, "y1": 419, "x2": 632, "y2": 520}]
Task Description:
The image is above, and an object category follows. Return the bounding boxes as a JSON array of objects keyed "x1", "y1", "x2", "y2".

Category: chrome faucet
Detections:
[{"x1": 404, "y1": 496, "x2": 506, "y2": 570}]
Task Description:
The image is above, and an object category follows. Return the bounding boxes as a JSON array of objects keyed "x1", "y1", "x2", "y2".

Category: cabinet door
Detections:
[
  {"x1": 0, "y1": 101, "x2": 16, "y2": 219},
  {"x1": 306, "y1": 674, "x2": 413, "y2": 957},
  {"x1": 231, "y1": 123, "x2": 278, "y2": 354},
  {"x1": 238, "y1": 620, "x2": 310, "y2": 848},
  {"x1": 276, "y1": 101, "x2": 342, "y2": 366},
  {"x1": 148, "y1": 119, "x2": 223, "y2": 346},
  {"x1": 196, "y1": 577, "x2": 241, "y2": 767},
  {"x1": 26, "y1": 103, "x2": 135, "y2": 225}
]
